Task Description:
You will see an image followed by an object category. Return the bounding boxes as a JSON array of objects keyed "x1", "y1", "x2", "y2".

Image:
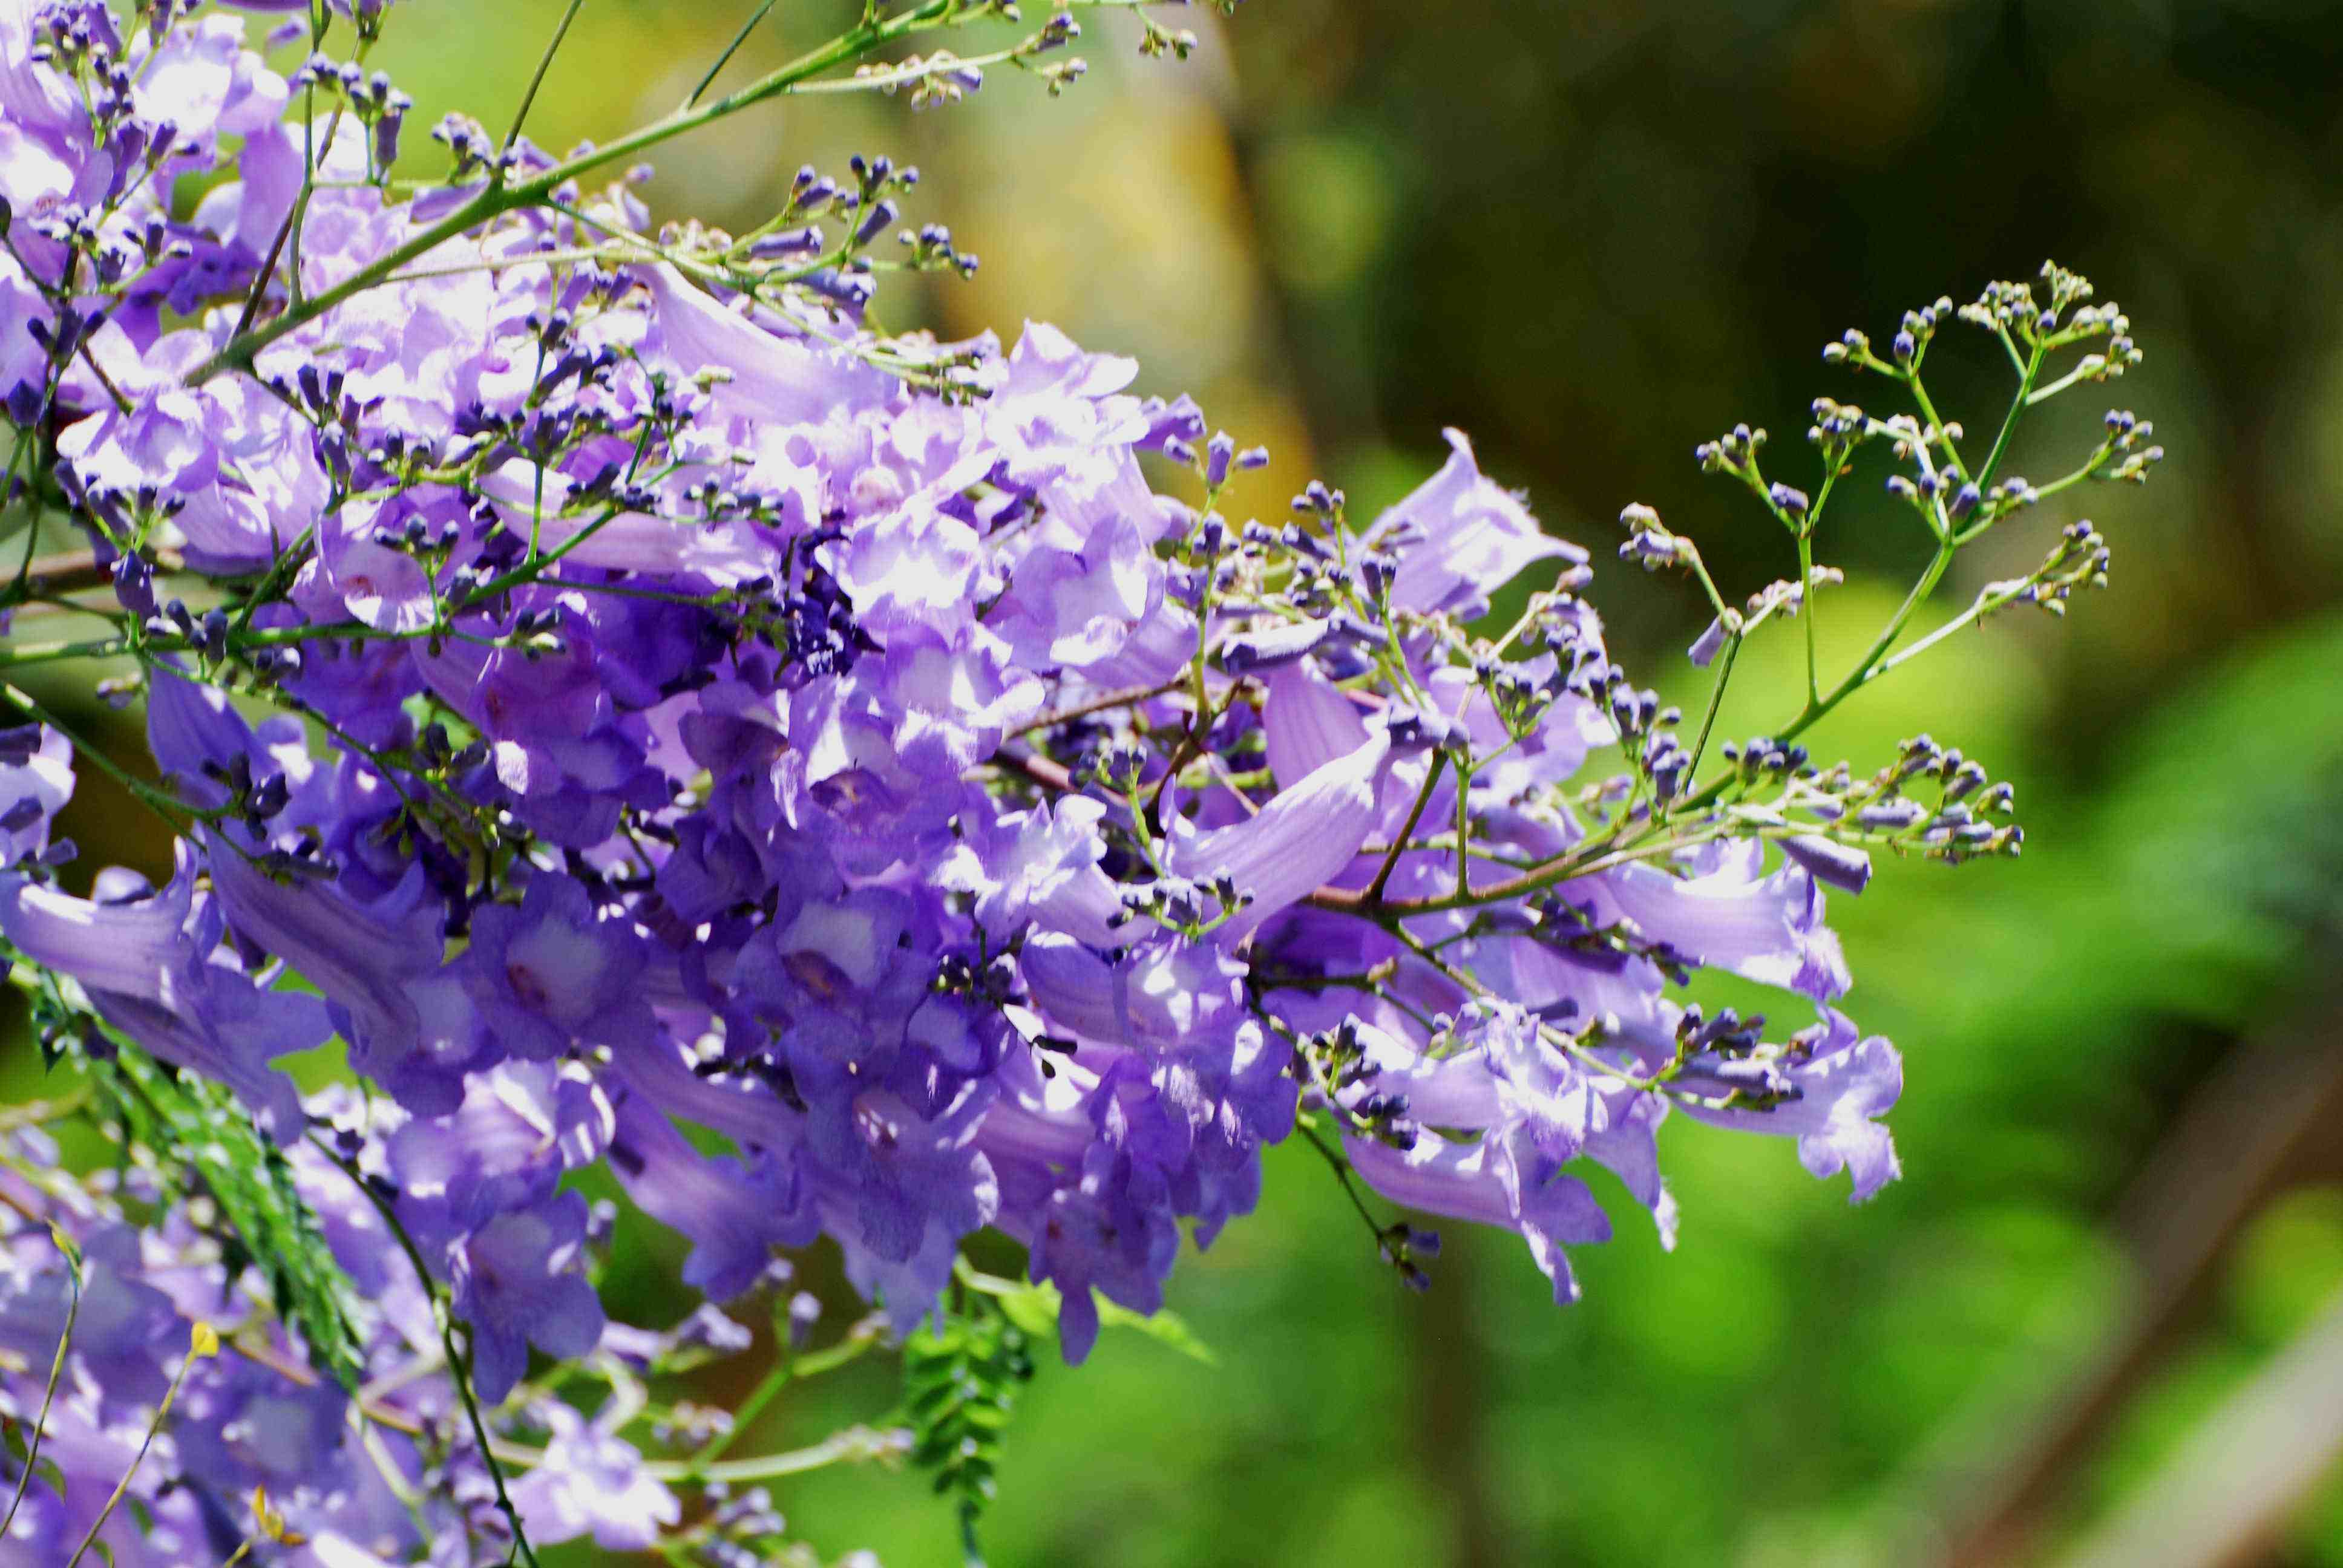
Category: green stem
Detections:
[
  {"x1": 661, "y1": 1424, "x2": 902, "y2": 1486},
  {"x1": 502, "y1": 0, "x2": 589, "y2": 157},
  {"x1": 1452, "y1": 759, "x2": 1473, "y2": 900},
  {"x1": 1976, "y1": 342, "x2": 2045, "y2": 488},
  {"x1": 1294, "y1": 1118, "x2": 1391, "y2": 1243},
  {"x1": 687, "y1": 0, "x2": 781, "y2": 107},
  {"x1": 1362, "y1": 751, "x2": 1446, "y2": 904},
  {"x1": 0, "y1": 1234, "x2": 79, "y2": 1540},
  {"x1": 62, "y1": 1332, "x2": 208, "y2": 1568},
  {"x1": 316, "y1": 1142, "x2": 545, "y2": 1568},
  {"x1": 687, "y1": 1324, "x2": 880, "y2": 1471},
  {"x1": 1875, "y1": 569, "x2": 2052, "y2": 676},
  {"x1": 1679, "y1": 629, "x2": 1741, "y2": 793},
  {"x1": 1796, "y1": 527, "x2": 1820, "y2": 708}
]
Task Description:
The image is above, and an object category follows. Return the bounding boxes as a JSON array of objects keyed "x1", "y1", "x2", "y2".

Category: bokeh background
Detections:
[{"x1": 20, "y1": 1, "x2": 2343, "y2": 1563}]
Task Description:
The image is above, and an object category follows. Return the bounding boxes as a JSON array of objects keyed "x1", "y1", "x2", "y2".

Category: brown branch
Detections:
[
  {"x1": 12, "y1": 546, "x2": 184, "y2": 597},
  {"x1": 2055, "y1": 1288, "x2": 2343, "y2": 1568},
  {"x1": 1022, "y1": 676, "x2": 1184, "y2": 735},
  {"x1": 1858, "y1": 971, "x2": 2343, "y2": 1568}
]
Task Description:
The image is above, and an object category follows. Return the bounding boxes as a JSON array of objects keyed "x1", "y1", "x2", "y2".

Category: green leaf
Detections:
[
  {"x1": 963, "y1": 1271, "x2": 1217, "y2": 1365},
  {"x1": 1095, "y1": 1296, "x2": 1218, "y2": 1365},
  {"x1": 78, "y1": 1037, "x2": 366, "y2": 1391},
  {"x1": 986, "y1": 1279, "x2": 1059, "y2": 1339},
  {"x1": 899, "y1": 1291, "x2": 1037, "y2": 1567}
]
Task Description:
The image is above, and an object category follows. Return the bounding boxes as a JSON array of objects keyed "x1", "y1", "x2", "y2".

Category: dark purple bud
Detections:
[
  {"x1": 748, "y1": 225, "x2": 825, "y2": 261},
  {"x1": 852, "y1": 198, "x2": 899, "y2": 247},
  {"x1": 110, "y1": 553, "x2": 154, "y2": 616},
  {"x1": 1205, "y1": 431, "x2": 1234, "y2": 488}
]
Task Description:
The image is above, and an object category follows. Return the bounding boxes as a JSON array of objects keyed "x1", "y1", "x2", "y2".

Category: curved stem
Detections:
[
  {"x1": 62, "y1": 1331, "x2": 208, "y2": 1568},
  {"x1": 687, "y1": 0, "x2": 781, "y2": 108},
  {"x1": 315, "y1": 1140, "x2": 545, "y2": 1568},
  {"x1": 503, "y1": 0, "x2": 589, "y2": 157},
  {"x1": 0, "y1": 1234, "x2": 79, "y2": 1540}
]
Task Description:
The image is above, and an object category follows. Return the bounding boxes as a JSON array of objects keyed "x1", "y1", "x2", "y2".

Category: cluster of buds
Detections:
[
  {"x1": 1617, "y1": 501, "x2": 1691, "y2": 569},
  {"x1": 1807, "y1": 395, "x2": 1872, "y2": 470},
  {"x1": 860, "y1": 49, "x2": 988, "y2": 111},
  {"x1": 1976, "y1": 518, "x2": 2113, "y2": 620},
  {"x1": 1303, "y1": 1016, "x2": 1424, "y2": 1155},
  {"x1": 1138, "y1": 14, "x2": 1203, "y2": 59},
  {"x1": 2100, "y1": 409, "x2": 2166, "y2": 483},
  {"x1": 291, "y1": 53, "x2": 414, "y2": 172},
  {"x1": 1117, "y1": 873, "x2": 1252, "y2": 937},
  {"x1": 1693, "y1": 421, "x2": 1769, "y2": 477},
  {"x1": 1666, "y1": 1004, "x2": 1802, "y2": 1109}
]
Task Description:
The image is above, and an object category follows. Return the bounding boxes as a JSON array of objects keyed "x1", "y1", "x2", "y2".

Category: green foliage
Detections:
[
  {"x1": 894, "y1": 1264, "x2": 1217, "y2": 1562},
  {"x1": 900, "y1": 1290, "x2": 1036, "y2": 1567},
  {"x1": 974, "y1": 1271, "x2": 1218, "y2": 1365},
  {"x1": 56, "y1": 1021, "x2": 367, "y2": 1393}
]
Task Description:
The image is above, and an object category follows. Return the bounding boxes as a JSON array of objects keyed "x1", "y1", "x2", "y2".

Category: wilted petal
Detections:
[
  {"x1": 642, "y1": 263, "x2": 895, "y2": 424},
  {"x1": 1676, "y1": 1011, "x2": 1904, "y2": 1201},
  {"x1": 1363, "y1": 428, "x2": 1584, "y2": 618}
]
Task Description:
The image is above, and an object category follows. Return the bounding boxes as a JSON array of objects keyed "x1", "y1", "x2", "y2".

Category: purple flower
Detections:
[
  {"x1": 1358, "y1": 428, "x2": 1585, "y2": 618},
  {"x1": 642, "y1": 262, "x2": 896, "y2": 425},
  {"x1": 1348, "y1": 1131, "x2": 1613, "y2": 1305},
  {"x1": 1688, "y1": 615, "x2": 1729, "y2": 668},
  {"x1": 450, "y1": 1191, "x2": 605, "y2": 1405},
  {"x1": 0, "y1": 1224, "x2": 178, "y2": 1420},
  {"x1": 1676, "y1": 1010, "x2": 1904, "y2": 1201},
  {"x1": 511, "y1": 1403, "x2": 679, "y2": 1551},
  {"x1": 388, "y1": 1062, "x2": 614, "y2": 1238},
  {"x1": 0, "y1": 254, "x2": 51, "y2": 411},
  {"x1": 460, "y1": 874, "x2": 655, "y2": 1060},
  {"x1": 0, "y1": 0, "x2": 1964, "y2": 1406},
  {"x1": 1260, "y1": 659, "x2": 1369, "y2": 787},
  {"x1": 940, "y1": 795, "x2": 1124, "y2": 947},
  {"x1": 1780, "y1": 833, "x2": 1874, "y2": 895},
  {"x1": 1170, "y1": 729, "x2": 1396, "y2": 937},
  {"x1": 1593, "y1": 840, "x2": 1852, "y2": 1001},
  {"x1": 173, "y1": 1355, "x2": 354, "y2": 1499},
  {"x1": 205, "y1": 843, "x2": 477, "y2": 1116},
  {"x1": 0, "y1": 849, "x2": 326, "y2": 1140},
  {"x1": 1017, "y1": 1144, "x2": 1180, "y2": 1364},
  {"x1": 0, "y1": 722, "x2": 71, "y2": 868},
  {"x1": 604, "y1": 1078, "x2": 816, "y2": 1302}
]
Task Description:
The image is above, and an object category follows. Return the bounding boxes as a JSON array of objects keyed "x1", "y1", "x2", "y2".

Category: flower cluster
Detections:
[
  {"x1": 0, "y1": 1090, "x2": 831, "y2": 1565},
  {"x1": 0, "y1": 0, "x2": 2157, "y2": 1560}
]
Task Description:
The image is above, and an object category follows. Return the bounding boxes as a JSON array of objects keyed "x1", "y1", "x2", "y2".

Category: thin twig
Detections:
[
  {"x1": 686, "y1": 0, "x2": 779, "y2": 108},
  {"x1": 502, "y1": 0, "x2": 590, "y2": 161}
]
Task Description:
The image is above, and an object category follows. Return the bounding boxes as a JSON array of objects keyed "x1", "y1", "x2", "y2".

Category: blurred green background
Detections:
[{"x1": 29, "y1": 1, "x2": 2343, "y2": 1563}]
